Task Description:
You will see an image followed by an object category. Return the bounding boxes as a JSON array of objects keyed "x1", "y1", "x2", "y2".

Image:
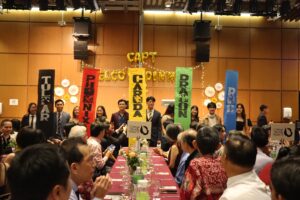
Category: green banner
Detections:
[{"x1": 174, "y1": 67, "x2": 193, "y2": 130}]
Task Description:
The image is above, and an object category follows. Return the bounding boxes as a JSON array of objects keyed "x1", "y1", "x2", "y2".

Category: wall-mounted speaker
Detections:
[
  {"x1": 195, "y1": 41, "x2": 210, "y2": 62},
  {"x1": 73, "y1": 17, "x2": 91, "y2": 38},
  {"x1": 74, "y1": 40, "x2": 88, "y2": 60},
  {"x1": 193, "y1": 20, "x2": 211, "y2": 41}
]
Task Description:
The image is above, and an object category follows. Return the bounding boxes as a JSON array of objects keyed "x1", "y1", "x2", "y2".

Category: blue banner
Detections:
[{"x1": 224, "y1": 70, "x2": 239, "y2": 132}]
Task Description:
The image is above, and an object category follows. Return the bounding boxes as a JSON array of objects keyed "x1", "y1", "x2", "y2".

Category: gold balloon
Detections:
[
  {"x1": 211, "y1": 97, "x2": 218, "y2": 103},
  {"x1": 146, "y1": 70, "x2": 152, "y2": 81},
  {"x1": 142, "y1": 52, "x2": 149, "y2": 63},
  {"x1": 111, "y1": 70, "x2": 118, "y2": 81},
  {"x1": 127, "y1": 52, "x2": 135, "y2": 63},
  {"x1": 158, "y1": 71, "x2": 165, "y2": 81},
  {"x1": 118, "y1": 70, "x2": 126, "y2": 80},
  {"x1": 152, "y1": 70, "x2": 158, "y2": 81},
  {"x1": 149, "y1": 52, "x2": 158, "y2": 63},
  {"x1": 104, "y1": 70, "x2": 111, "y2": 81},
  {"x1": 99, "y1": 71, "x2": 105, "y2": 81}
]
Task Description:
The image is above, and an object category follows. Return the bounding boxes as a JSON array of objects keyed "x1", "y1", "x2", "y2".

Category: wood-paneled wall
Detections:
[{"x1": 0, "y1": 10, "x2": 299, "y2": 123}]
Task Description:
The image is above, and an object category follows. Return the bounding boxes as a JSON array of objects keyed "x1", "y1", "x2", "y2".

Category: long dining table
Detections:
[{"x1": 105, "y1": 148, "x2": 180, "y2": 200}]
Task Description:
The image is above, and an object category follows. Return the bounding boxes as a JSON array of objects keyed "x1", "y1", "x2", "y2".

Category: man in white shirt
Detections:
[
  {"x1": 251, "y1": 126, "x2": 273, "y2": 173},
  {"x1": 220, "y1": 133, "x2": 271, "y2": 200},
  {"x1": 61, "y1": 137, "x2": 112, "y2": 200}
]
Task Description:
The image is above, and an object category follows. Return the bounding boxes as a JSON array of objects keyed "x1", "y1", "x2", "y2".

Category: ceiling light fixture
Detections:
[{"x1": 165, "y1": 0, "x2": 172, "y2": 8}]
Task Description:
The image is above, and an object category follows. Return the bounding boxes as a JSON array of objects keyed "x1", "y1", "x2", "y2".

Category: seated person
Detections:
[
  {"x1": 7, "y1": 144, "x2": 71, "y2": 200},
  {"x1": 271, "y1": 157, "x2": 300, "y2": 200},
  {"x1": 251, "y1": 126, "x2": 273, "y2": 174},
  {"x1": 180, "y1": 127, "x2": 227, "y2": 200},
  {"x1": 154, "y1": 123, "x2": 182, "y2": 177},
  {"x1": 61, "y1": 137, "x2": 112, "y2": 200},
  {"x1": 4, "y1": 127, "x2": 45, "y2": 165}
]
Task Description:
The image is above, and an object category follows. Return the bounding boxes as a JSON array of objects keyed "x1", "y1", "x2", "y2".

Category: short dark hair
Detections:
[
  {"x1": 90, "y1": 122, "x2": 109, "y2": 137},
  {"x1": 0, "y1": 119, "x2": 12, "y2": 127},
  {"x1": 271, "y1": 157, "x2": 300, "y2": 200},
  {"x1": 224, "y1": 133, "x2": 257, "y2": 168},
  {"x1": 16, "y1": 127, "x2": 45, "y2": 149},
  {"x1": 182, "y1": 130, "x2": 197, "y2": 148},
  {"x1": 164, "y1": 104, "x2": 175, "y2": 116},
  {"x1": 55, "y1": 99, "x2": 64, "y2": 105},
  {"x1": 27, "y1": 102, "x2": 37, "y2": 114},
  {"x1": 61, "y1": 137, "x2": 87, "y2": 166},
  {"x1": 260, "y1": 104, "x2": 268, "y2": 112},
  {"x1": 166, "y1": 124, "x2": 181, "y2": 141},
  {"x1": 7, "y1": 144, "x2": 69, "y2": 200},
  {"x1": 11, "y1": 119, "x2": 21, "y2": 132},
  {"x1": 118, "y1": 99, "x2": 127, "y2": 105},
  {"x1": 207, "y1": 102, "x2": 216, "y2": 109},
  {"x1": 251, "y1": 126, "x2": 269, "y2": 148},
  {"x1": 163, "y1": 118, "x2": 174, "y2": 129},
  {"x1": 146, "y1": 96, "x2": 156, "y2": 102},
  {"x1": 196, "y1": 127, "x2": 219, "y2": 155}
]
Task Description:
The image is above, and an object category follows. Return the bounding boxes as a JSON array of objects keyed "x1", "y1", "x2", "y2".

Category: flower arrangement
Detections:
[{"x1": 120, "y1": 149, "x2": 141, "y2": 173}]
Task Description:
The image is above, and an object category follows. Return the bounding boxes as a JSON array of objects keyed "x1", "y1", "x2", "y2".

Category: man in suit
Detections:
[
  {"x1": 110, "y1": 99, "x2": 129, "y2": 147},
  {"x1": 21, "y1": 102, "x2": 38, "y2": 129},
  {"x1": 61, "y1": 137, "x2": 112, "y2": 200},
  {"x1": 146, "y1": 96, "x2": 162, "y2": 147},
  {"x1": 257, "y1": 104, "x2": 269, "y2": 127},
  {"x1": 54, "y1": 99, "x2": 71, "y2": 139}
]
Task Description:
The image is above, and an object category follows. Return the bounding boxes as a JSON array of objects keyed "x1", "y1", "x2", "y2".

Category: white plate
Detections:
[
  {"x1": 204, "y1": 86, "x2": 215, "y2": 97},
  {"x1": 68, "y1": 85, "x2": 79, "y2": 95},
  {"x1": 61, "y1": 79, "x2": 70, "y2": 88},
  {"x1": 55, "y1": 87, "x2": 64, "y2": 97}
]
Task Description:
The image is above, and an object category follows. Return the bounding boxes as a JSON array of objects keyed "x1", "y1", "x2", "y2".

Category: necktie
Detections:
[
  {"x1": 75, "y1": 190, "x2": 80, "y2": 200},
  {"x1": 57, "y1": 112, "x2": 61, "y2": 136},
  {"x1": 30, "y1": 115, "x2": 34, "y2": 128},
  {"x1": 148, "y1": 110, "x2": 153, "y2": 121}
]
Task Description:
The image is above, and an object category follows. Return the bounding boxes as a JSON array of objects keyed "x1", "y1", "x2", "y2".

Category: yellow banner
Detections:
[
  {"x1": 128, "y1": 68, "x2": 147, "y2": 121},
  {"x1": 128, "y1": 68, "x2": 147, "y2": 148}
]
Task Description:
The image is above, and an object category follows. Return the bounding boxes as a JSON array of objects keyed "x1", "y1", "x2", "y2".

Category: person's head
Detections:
[
  {"x1": 166, "y1": 124, "x2": 181, "y2": 144},
  {"x1": 11, "y1": 119, "x2": 21, "y2": 132},
  {"x1": 164, "y1": 104, "x2": 175, "y2": 116},
  {"x1": 276, "y1": 145, "x2": 300, "y2": 160},
  {"x1": 271, "y1": 157, "x2": 300, "y2": 200},
  {"x1": 195, "y1": 127, "x2": 219, "y2": 155},
  {"x1": 191, "y1": 105, "x2": 199, "y2": 118},
  {"x1": 236, "y1": 103, "x2": 246, "y2": 120},
  {"x1": 251, "y1": 126, "x2": 269, "y2": 148},
  {"x1": 118, "y1": 99, "x2": 127, "y2": 112},
  {"x1": 27, "y1": 102, "x2": 37, "y2": 115},
  {"x1": 68, "y1": 125, "x2": 87, "y2": 140},
  {"x1": 146, "y1": 96, "x2": 156, "y2": 110},
  {"x1": 180, "y1": 129, "x2": 197, "y2": 153},
  {"x1": 55, "y1": 99, "x2": 64, "y2": 112},
  {"x1": 90, "y1": 122, "x2": 109, "y2": 140},
  {"x1": 96, "y1": 105, "x2": 107, "y2": 118},
  {"x1": 207, "y1": 102, "x2": 217, "y2": 115},
  {"x1": 222, "y1": 133, "x2": 257, "y2": 176},
  {"x1": 7, "y1": 144, "x2": 71, "y2": 200},
  {"x1": 260, "y1": 104, "x2": 269, "y2": 115},
  {"x1": 213, "y1": 124, "x2": 226, "y2": 143},
  {"x1": 16, "y1": 127, "x2": 45, "y2": 149},
  {"x1": 61, "y1": 137, "x2": 94, "y2": 185},
  {"x1": 163, "y1": 118, "x2": 174, "y2": 130},
  {"x1": 72, "y1": 106, "x2": 79, "y2": 119},
  {"x1": 64, "y1": 122, "x2": 76, "y2": 138},
  {"x1": 1, "y1": 119, "x2": 13, "y2": 135}
]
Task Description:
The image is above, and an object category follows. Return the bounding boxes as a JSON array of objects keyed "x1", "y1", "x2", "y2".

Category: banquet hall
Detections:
[{"x1": 0, "y1": 0, "x2": 299, "y2": 200}]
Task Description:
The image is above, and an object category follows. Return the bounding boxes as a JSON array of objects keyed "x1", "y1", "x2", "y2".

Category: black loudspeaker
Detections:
[
  {"x1": 73, "y1": 17, "x2": 91, "y2": 38},
  {"x1": 193, "y1": 20, "x2": 211, "y2": 41},
  {"x1": 196, "y1": 41, "x2": 210, "y2": 62},
  {"x1": 74, "y1": 40, "x2": 88, "y2": 60}
]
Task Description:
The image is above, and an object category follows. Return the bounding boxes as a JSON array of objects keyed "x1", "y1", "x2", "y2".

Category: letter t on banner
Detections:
[
  {"x1": 174, "y1": 67, "x2": 193, "y2": 130},
  {"x1": 78, "y1": 68, "x2": 100, "y2": 137},
  {"x1": 224, "y1": 70, "x2": 239, "y2": 132}
]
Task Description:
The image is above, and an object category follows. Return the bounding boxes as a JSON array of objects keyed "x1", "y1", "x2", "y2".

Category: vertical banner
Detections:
[
  {"x1": 224, "y1": 70, "x2": 239, "y2": 132},
  {"x1": 37, "y1": 70, "x2": 55, "y2": 139},
  {"x1": 128, "y1": 68, "x2": 147, "y2": 147},
  {"x1": 78, "y1": 68, "x2": 100, "y2": 136},
  {"x1": 174, "y1": 67, "x2": 193, "y2": 130}
]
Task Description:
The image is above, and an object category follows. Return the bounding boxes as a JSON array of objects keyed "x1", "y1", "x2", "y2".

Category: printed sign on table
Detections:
[
  {"x1": 127, "y1": 121, "x2": 152, "y2": 139},
  {"x1": 271, "y1": 123, "x2": 295, "y2": 142}
]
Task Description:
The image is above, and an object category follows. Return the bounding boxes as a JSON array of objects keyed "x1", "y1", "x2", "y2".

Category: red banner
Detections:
[{"x1": 79, "y1": 68, "x2": 100, "y2": 136}]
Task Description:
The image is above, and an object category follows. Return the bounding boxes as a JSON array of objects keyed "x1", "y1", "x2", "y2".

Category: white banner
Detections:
[
  {"x1": 127, "y1": 121, "x2": 152, "y2": 139},
  {"x1": 270, "y1": 123, "x2": 295, "y2": 141}
]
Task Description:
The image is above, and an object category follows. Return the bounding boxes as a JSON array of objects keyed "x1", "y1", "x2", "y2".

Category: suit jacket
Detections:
[
  {"x1": 110, "y1": 111, "x2": 129, "y2": 130},
  {"x1": 53, "y1": 111, "x2": 71, "y2": 138},
  {"x1": 147, "y1": 109, "x2": 162, "y2": 147},
  {"x1": 21, "y1": 114, "x2": 38, "y2": 129},
  {"x1": 257, "y1": 114, "x2": 268, "y2": 127}
]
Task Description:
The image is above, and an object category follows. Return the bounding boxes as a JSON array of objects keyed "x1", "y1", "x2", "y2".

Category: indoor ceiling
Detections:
[{"x1": 0, "y1": 0, "x2": 299, "y2": 21}]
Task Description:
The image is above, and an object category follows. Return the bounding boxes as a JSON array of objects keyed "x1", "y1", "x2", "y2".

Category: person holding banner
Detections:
[
  {"x1": 202, "y1": 102, "x2": 222, "y2": 127},
  {"x1": 146, "y1": 96, "x2": 162, "y2": 147}
]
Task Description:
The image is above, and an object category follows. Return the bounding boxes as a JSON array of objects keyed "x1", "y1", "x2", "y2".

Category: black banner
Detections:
[{"x1": 37, "y1": 70, "x2": 55, "y2": 139}]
